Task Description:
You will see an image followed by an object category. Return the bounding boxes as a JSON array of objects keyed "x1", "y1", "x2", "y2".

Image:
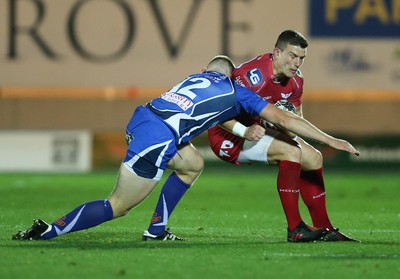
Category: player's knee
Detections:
[
  {"x1": 269, "y1": 139, "x2": 302, "y2": 164},
  {"x1": 176, "y1": 155, "x2": 204, "y2": 185},
  {"x1": 316, "y1": 149, "x2": 323, "y2": 164},
  {"x1": 187, "y1": 155, "x2": 204, "y2": 180},
  {"x1": 302, "y1": 148, "x2": 323, "y2": 170},
  {"x1": 284, "y1": 145, "x2": 302, "y2": 163},
  {"x1": 311, "y1": 149, "x2": 323, "y2": 168}
]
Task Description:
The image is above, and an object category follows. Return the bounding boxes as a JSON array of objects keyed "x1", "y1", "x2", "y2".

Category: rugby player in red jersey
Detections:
[{"x1": 208, "y1": 30, "x2": 358, "y2": 242}]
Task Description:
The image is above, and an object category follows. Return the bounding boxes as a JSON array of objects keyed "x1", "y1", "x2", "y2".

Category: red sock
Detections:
[
  {"x1": 299, "y1": 168, "x2": 333, "y2": 229},
  {"x1": 277, "y1": 160, "x2": 302, "y2": 231}
]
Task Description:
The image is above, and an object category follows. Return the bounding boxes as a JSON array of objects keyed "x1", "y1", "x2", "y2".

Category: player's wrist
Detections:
[{"x1": 232, "y1": 122, "x2": 247, "y2": 137}]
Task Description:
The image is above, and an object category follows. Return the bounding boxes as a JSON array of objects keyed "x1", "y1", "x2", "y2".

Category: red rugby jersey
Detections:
[
  {"x1": 207, "y1": 53, "x2": 304, "y2": 165},
  {"x1": 233, "y1": 53, "x2": 303, "y2": 107}
]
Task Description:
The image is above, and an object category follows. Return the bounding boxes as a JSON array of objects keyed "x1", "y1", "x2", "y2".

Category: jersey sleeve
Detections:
[{"x1": 234, "y1": 83, "x2": 269, "y2": 116}]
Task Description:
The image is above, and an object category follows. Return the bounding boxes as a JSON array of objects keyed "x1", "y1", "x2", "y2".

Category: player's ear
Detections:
[{"x1": 273, "y1": 47, "x2": 281, "y2": 58}]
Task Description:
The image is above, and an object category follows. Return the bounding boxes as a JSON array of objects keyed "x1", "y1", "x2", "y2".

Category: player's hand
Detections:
[
  {"x1": 329, "y1": 138, "x2": 360, "y2": 156},
  {"x1": 244, "y1": 124, "x2": 265, "y2": 141}
]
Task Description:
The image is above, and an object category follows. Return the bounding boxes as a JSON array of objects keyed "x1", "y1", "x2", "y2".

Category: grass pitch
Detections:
[{"x1": 1, "y1": 166, "x2": 399, "y2": 279}]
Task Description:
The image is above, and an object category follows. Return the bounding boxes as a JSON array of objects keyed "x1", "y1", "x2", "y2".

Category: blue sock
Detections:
[
  {"x1": 42, "y1": 199, "x2": 113, "y2": 240},
  {"x1": 147, "y1": 172, "x2": 190, "y2": 236}
]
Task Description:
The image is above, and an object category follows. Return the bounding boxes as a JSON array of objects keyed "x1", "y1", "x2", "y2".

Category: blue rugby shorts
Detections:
[{"x1": 123, "y1": 106, "x2": 178, "y2": 181}]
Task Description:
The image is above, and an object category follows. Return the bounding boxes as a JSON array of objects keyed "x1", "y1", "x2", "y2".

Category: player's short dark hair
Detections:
[
  {"x1": 275, "y1": 30, "x2": 308, "y2": 50},
  {"x1": 207, "y1": 55, "x2": 236, "y2": 74}
]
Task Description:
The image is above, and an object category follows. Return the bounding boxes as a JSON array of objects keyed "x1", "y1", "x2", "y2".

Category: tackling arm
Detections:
[
  {"x1": 219, "y1": 119, "x2": 265, "y2": 141},
  {"x1": 260, "y1": 104, "x2": 360, "y2": 156},
  {"x1": 280, "y1": 103, "x2": 303, "y2": 138},
  {"x1": 296, "y1": 104, "x2": 303, "y2": 118}
]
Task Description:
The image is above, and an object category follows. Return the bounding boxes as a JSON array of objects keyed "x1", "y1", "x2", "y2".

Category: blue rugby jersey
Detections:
[{"x1": 147, "y1": 71, "x2": 268, "y2": 145}]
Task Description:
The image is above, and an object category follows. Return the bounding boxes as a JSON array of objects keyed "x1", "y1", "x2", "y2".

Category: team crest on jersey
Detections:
[
  {"x1": 246, "y1": 68, "x2": 262, "y2": 86},
  {"x1": 281, "y1": 92, "x2": 293, "y2": 99}
]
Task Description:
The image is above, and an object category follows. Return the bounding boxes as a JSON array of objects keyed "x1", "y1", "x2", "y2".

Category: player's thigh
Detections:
[
  {"x1": 238, "y1": 129, "x2": 300, "y2": 165},
  {"x1": 238, "y1": 135, "x2": 273, "y2": 164},
  {"x1": 296, "y1": 137, "x2": 323, "y2": 170},
  {"x1": 267, "y1": 128, "x2": 302, "y2": 163},
  {"x1": 238, "y1": 127, "x2": 285, "y2": 165},
  {"x1": 267, "y1": 136, "x2": 302, "y2": 164},
  {"x1": 108, "y1": 163, "x2": 158, "y2": 218}
]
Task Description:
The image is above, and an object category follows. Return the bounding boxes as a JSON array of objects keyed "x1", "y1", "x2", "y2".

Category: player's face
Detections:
[{"x1": 273, "y1": 45, "x2": 307, "y2": 78}]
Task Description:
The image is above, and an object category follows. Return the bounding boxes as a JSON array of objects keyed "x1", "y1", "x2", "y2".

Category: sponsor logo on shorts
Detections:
[{"x1": 219, "y1": 140, "x2": 234, "y2": 158}]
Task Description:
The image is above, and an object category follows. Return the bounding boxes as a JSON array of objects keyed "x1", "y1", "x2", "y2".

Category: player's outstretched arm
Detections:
[{"x1": 260, "y1": 104, "x2": 360, "y2": 156}]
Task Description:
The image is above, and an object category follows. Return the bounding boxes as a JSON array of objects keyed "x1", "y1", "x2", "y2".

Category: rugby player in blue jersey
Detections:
[{"x1": 12, "y1": 55, "x2": 359, "y2": 241}]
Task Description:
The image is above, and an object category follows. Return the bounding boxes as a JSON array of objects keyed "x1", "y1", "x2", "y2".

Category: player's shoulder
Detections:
[
  {"x1": 235, "y1": 53, "x2": 271, "y2": 70},
  {"x1": 295, "y1": 69, "x2": 304, "y2": 80},
  {"x1": 233, "y1": 53, "x2": 271, "y2": 87},
  {"x1": 257, "y1": 53, "x2": 273, "y2": 63},
  {"x1": 291, "y1": 69, "x2": 304, "y2": 88}
]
